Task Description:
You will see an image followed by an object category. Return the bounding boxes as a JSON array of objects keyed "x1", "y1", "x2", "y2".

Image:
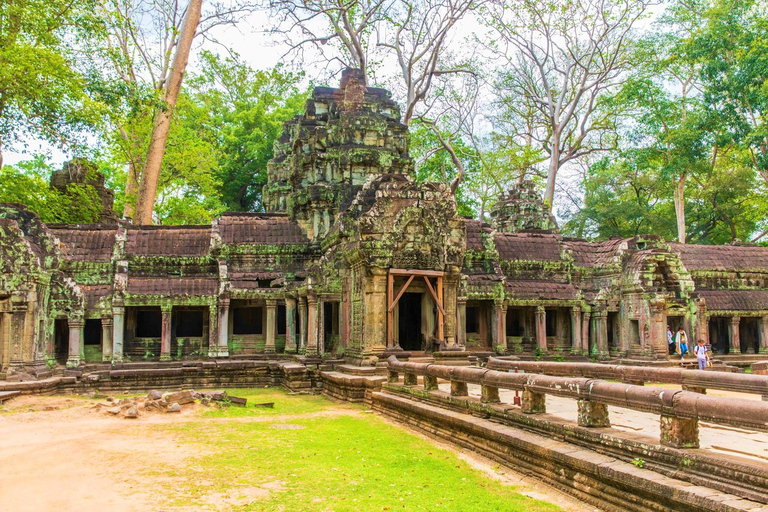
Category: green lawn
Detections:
[{"x1": 156, "y1": 388, "x2": 561, "y2": 511}]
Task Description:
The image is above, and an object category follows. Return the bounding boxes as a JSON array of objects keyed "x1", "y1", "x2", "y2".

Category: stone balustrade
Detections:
[
  {"x1": 487, "y1": 357, "x2": 768, "y2": 400},
  {"x1": 387, "y1": 356, "x2": 768, "y2": 448}
]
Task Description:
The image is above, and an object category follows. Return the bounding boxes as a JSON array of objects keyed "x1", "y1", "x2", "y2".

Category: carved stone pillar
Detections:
[
  {"x1": 101, "y1": 317, "x2": 113, "y2": 361},
  {"x1": 456, "y1": 298, "x2": 467, "y2": 348},
  {"x1": 67, "y1": 316, "x2": 83, "y2": 368},
  {"x1": 570, "y1": 306, "x2": 582, "y2": 354},
  {"x1": 160, "y1": 306, "x2": 172, "y2": 361},
  {"x1": 307, "y1": 294, "x2": 319, "y2": 355},
  {"x1": 594, "y1": 309, "x2": 608, "y2": 358},
  {"x1": 216, "y1": 298, "x2": 230, "y2": 358},
  {"x1": 299, "y1": 296, "x2": 308, "y2": 353},
  {"x1": 582, "y1": 310, "x2": 591, "y2": 353},
  {"x1": 112, "y1": 305, "x2": 125, "y2": 362},
  {"x1": 494, "y1": 301, "x2": 507, "y2": 353},
  {"x1": 730, "y1": 316, "x2": 741, "y2": 354},
  {"x1": 760, "y1": 316, "x2": 768, "y2": 354},
  {"x1": 535, "y1": 306, "x2": 547, "y2": 353},
  {"x1": 265, "y1": 299, "x2": 277, "y2": 353},
  {"x1": 285, "y1": 298, "x2": 297, "y2": 353},
  {"x1": 649, "y1": 298, "x2": 668, "y2": 359}
]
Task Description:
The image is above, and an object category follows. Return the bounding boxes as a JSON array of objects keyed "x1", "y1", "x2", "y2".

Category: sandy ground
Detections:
[{"x1": 0, "y1": 394, "x2": 593, "y2": 512}]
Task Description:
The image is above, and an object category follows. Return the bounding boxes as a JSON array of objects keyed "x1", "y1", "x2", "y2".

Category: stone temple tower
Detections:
[
  {"x1": 262, "y1": 69, "x2": 413, "y2": 241},
  {"x1": 490, "y1": 180, "x2": 558, "y2": 233}
]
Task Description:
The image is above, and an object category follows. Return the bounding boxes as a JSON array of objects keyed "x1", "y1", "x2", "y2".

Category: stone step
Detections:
[
  {"x1": 0, "y1": 390, "x2": 20, "y2": 404},
  {"x1": 334, "y1": 364, "x2": 387, "y2": 376}
]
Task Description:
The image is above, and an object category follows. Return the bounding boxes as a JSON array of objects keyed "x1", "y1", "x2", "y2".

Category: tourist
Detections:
[
  {"x1": 675, "y1": 327, "x2": 689, "y2": 359},
  {"x1": 694, "y1": 339, "x2": 709, "y2": 370},
  {"x1": 667, "y1": 325, "x2": 676, "y2": 355}
]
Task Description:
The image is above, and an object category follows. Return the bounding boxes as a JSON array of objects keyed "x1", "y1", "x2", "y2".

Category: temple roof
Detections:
[
  {"x1": 126, "y1": 226, "x2": 211, "y2": 257},
  {"x1": 49, "y1": 226, "x2": 116, "y2": 263},
  {"x1": 218, "y1": 213, "x2": 308, "y2": 245},
  {"x1": 494, "y1": 232, "x2": 563, "y2": 262},
  {"x1": 671, "y1": 243, "x2": 768, "y2": 272},
  {"x1": 698, "y1": 289, "x2": 768, "y2": 311}
]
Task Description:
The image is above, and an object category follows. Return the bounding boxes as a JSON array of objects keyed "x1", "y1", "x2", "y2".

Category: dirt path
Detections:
[{"x1": 0, "y1": 394, "x2": 594, "y2": 512}]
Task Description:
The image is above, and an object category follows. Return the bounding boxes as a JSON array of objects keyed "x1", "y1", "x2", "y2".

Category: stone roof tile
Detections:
[
  {"x1": 127, "y1": 277, "x2": 218, "y2": 296},
  {"x1": 126, "y1": 227, "x2": 211, "y2": 257},
  {"x1": 218, "y1": 213, "x2": 308, "y2": 245},
  {"x1": 672, "y1": 243, "x2": 768, "y2": 271},
  {"x1": 49, "y1": 227, "x2": 116, "y2": 262},
  {"x1": 495, "y1": 233, "x2": 562, "y2": 262},
  {"x1": 699, "y1": 290, "x2": 768, "y2": 311}
]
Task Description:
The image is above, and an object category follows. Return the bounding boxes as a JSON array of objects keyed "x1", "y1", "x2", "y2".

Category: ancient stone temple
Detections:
[{"x1": 1, "y1": 69, "x2": 768, "y2": 377}]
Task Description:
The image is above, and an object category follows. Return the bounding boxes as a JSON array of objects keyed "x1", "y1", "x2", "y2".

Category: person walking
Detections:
[
  {"x1": 675, "y1": 327, "x2": 689, "y2": 359},
  {"x1": 694, "y1": 339, "x2": 709, "y2": 370},
  {"x1": 667, "y1": 325, "x2": 676, "y2": 355}
]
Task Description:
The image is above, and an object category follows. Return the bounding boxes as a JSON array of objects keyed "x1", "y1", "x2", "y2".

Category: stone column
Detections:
[
  {"x1": 729, "y1": 316, "x2": 741, "y2": 354},
  {"x1": 570, "y1": 306, "x2": 582, "y2": 354},
  {"x1": 306, "y1": 294, "x2": 319, "y2": 355},
  {"x1": 265, "y1": 299, "x2": 277, "y2": 353},
  {"x1": 112, "y1": 305, "x2": 125, "y2": 362},
  {"x1": 160, "y1": 305, "x2": 172, "y2": 361},
  {"x1": 494, "y1": 301, "x2": 507, "y2": 353},
  {"x1": 365, "y1": 270, "x2": 387, "y2": 353},
  {"x1": 443, "y1": 270, "x2": 459, "y2": 348},
  {"x1": 582, "y1": 310, "x2": 591, "y2": 353},
  {"x1": 649, "y1": 298, "x2": 668, "y2": 359},
  {"x1": 299, "y1": 296, "x2": 308, "y2": 352},
  {"x1": 67, "y1": 317, "x2": 83, "y2": 368},
  {"x1": 457, "y1": 298, "x2": 467, "y2": 348},
  {"x1": 595, "y1": 310, "x2": 608, "y2": 358},
  {"x1": 285, "y1": 298, "x2": 297, "y2": 353},
  {"x1": 317, "y1": 299, "x2": 325, "y2": 354},
  {"x1": 760, "y1": 316, "x2": 768, "y2": 354},
  {"x1": 216, "y1": 298, "x2": 230, "y2": 358},
  {"x1": 101, "y1": 317, "x2": 113, "y2": 361},
  {"x1": 535, "y1": 306, "x2": 547, "y2": 353}
]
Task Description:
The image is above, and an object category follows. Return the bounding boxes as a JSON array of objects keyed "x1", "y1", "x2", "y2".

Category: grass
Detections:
[{"x1": 154, "y1": 388, "x2": 561, "y2": 511}]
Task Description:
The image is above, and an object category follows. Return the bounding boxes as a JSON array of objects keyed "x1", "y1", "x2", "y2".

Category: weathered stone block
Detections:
[
  {"x1": 481, "y1": 385, "x2": 500, "y2": 404},
  {"x1": 388, "y1": 370, "x2": 399, "y2": 383},
  {"x1": 403, "y1": 373, "x2": 418, "y2": 386},
  {"x1": 424, "y1": 374, "x2": 438, "y2": 391},
  {"x1": 660, "y1": 415, "x2": 699, "y2": 448},
  {"x1": 521, "y1": 390, "x2": 546, "y2": 414},
  {"x1": 450, "y1": 380, "x2": 468, "y2": 397},
  {"x1": 577, "y1": 400, "x2": 610, "y2": 427}
]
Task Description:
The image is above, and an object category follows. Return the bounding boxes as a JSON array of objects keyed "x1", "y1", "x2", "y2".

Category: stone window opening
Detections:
[
  {"x1": 546, "y1": 310, "x2": 557, "y2": 337},
  {"x1": 740, "y1": 317, "x2": 760, "y2": 354},
  {"x1": 506, "y1": 309, "x2": 524, "y2": 337},
  {"x1": 709, "y1": 317, "x2": 730, "y2": 354},
  {"x1": 175, "y1": 310, "x2": 204, "y2": 338},
  {"x1": 84, "y1": 319, "x2": 102, "y2": 346},
  {"x1": 277, "y1": 304, "x2": 287, "y2": 336},
  {"x1": 54, "y1": 318, "x2": 69, "y2": 365},
  {"x1": 233, "y1": 306, "x2": 262, "y2": 335},
  {"x1": 466, "y1": 307, "x2": 479, "y2": 334},
  {"x1": 135, "y1": 310, "x2": 162, "y2": 338},
  {"x1": 629, "y1": 320, "x2": 641, "y2": 345}
]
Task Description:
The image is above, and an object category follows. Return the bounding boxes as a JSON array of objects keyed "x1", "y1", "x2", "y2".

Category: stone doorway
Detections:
[
  {"x1": 709, "y1": 317, "x2": 730, "y2": 354},
  {"x1": 398, "y1": 293, "x2": 422, "y2": 351},
  {"x1": 54, "y1": 318, "x2": 68, "y2": 365},
  {"x1": 741, "y1": 317, "x2": 760, "y2": 354}
]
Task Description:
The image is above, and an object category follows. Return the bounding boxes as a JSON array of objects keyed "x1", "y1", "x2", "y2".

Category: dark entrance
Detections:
[
  {"x1": 54, "y1": 318, "x2": 69, "y2": 364},
  {"x1": 398, "y1": 293, "x2": 422, "y2": 351},
  {"x1": 741, "y1": 317, "x2": 760, "y2": 354},
  {"x1": 709, "y1": 317, "x2": 729, "y2": 354}
]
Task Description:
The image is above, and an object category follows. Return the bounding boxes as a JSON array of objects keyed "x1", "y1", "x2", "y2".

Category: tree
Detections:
[
  {"x1": 133, "y1": 0, "x2": 203, "y2": 225},
  {"x1": 484, "y1": 0, "x2": 657, "y2": 209},
  {"x1": 0, "y1": 0, "x2": 106, "y2": 168},
  {"x1": 187, "y1": 52, "x2": 306, "y2": 212}
]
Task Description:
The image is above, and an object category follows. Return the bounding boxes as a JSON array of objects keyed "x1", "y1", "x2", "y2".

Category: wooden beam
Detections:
[
  {"x1": 388, "y1": 275, "x2": 415, "y2": 313},
  {"x1": 389, "y1": 269, "x2": 444, "y2": 277},
  {"x1": 422, "y1": 276, "x2": 446, "y2": 316}
]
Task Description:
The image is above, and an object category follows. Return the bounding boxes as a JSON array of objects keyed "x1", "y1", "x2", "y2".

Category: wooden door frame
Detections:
[{"x1": 387, "y1": 269, "x2": 444, "y2": 349}]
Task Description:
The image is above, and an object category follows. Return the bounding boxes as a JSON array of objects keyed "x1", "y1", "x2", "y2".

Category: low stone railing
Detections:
[
  {"x1": 486, "y1": 358, "x2": 768, "y2": 399},
  {"x1": 387, "y1": 356, "x2": 768, "y2": 448}
]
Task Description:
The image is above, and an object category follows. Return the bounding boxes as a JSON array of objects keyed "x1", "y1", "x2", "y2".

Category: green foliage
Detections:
[
  {"x1": 186, "y1": 52, "x2": 307, "y2": 213},
  {"x1": 0, "y1": 0, "x2": 107, "y2": 163},
  {"x1": 632, "y1": 457, "x2": 645, "y2": 468},
  {"x1": 0, "y1": 156, "x2": 104, "y2": 223}
]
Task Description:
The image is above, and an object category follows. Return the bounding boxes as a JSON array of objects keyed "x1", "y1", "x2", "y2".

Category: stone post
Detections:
[
  {"x1": 67, "y1": 317, "x2": 83, "y2": 368},
  {"x1": 366, "y1": 269, "x2": 387, "y2": 353},
  {"x1": 101, "y1": 317, "x2": 113, "y2": 361},
  {"x1": 424, "y1": 374, "x2": 438, "y2": 391},
  {"x1": 307, "y1": 293, "x2": 319, "y2": 355},
  {"x1": 112, "y1": 305, "x2": 124, "y2": 362},
  {"x1": 160, "y1": 305, "x2": 172, "y2": 361},
  {"x1": 570, "y1": 306, "x2": 582, "y2": 354},
  {"x1": 216, "y1": 298, "x2": 230, "y2": 358},
  {"x1": 521, "y1": 390, "x2": 546, "y2": 414},
  {"x1": 649, "y1": 298, "x2": 668, "y2": 359},
  {"x1": 265, "y1": 299, "x2": 277, "y2": 353},
  {"x1": 535, "y1": 306, "x2": 547, "y2": 353},
  {"x1": 494, "y1": 301, "x2": 507, "y2": 353},
  {"x1": 285, "y1": 298, "x2": 297, "y2": 353},
  {"x1": 760, "y1": 316, "x2": 768, "y2": 354},
  {"x1": 457, "y1": 298, "x2": 467, "y2": 348},
  {"x1": 594, "y1": 309, "x2": 608, "y2": 358},
  {"x1": 729, "y1": 316, "x2": 741, "y2": 354},
  {"x1": 299, "y1": 296, "x2": 308, "y2": 353},
  {"x1": 403, "y1": 372, "x2": 418, "y2": 386},
  {"x1": 577, "y1": 400, "x2": 610, "y2": 427},
  {"x1": 660, "y1": 415, "x2": 699, "y2": 448},
  {"x1": 481, "y1": 385, "x2": 500, "y2": 404},
  {"x1": 451, "y1": 380, "x2": 468, "y2": 397},
  {"x1": 582, "y1": 310, "x2": 591, "y2": 353}
]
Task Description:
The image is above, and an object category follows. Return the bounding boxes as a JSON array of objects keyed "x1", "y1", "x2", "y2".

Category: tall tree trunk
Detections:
[
  {"x1": 544, "y1": 144, "x2": 560, "y2": 210},
  {"x1": 673, "y1": 174, "x2": 686, "y2": 243},
  {"x1": 134, "y1": 0, "x2": 203, "y2": 225},
  {"x1": 122, "y1": 161, "x2": 140, "y2": 219}
]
